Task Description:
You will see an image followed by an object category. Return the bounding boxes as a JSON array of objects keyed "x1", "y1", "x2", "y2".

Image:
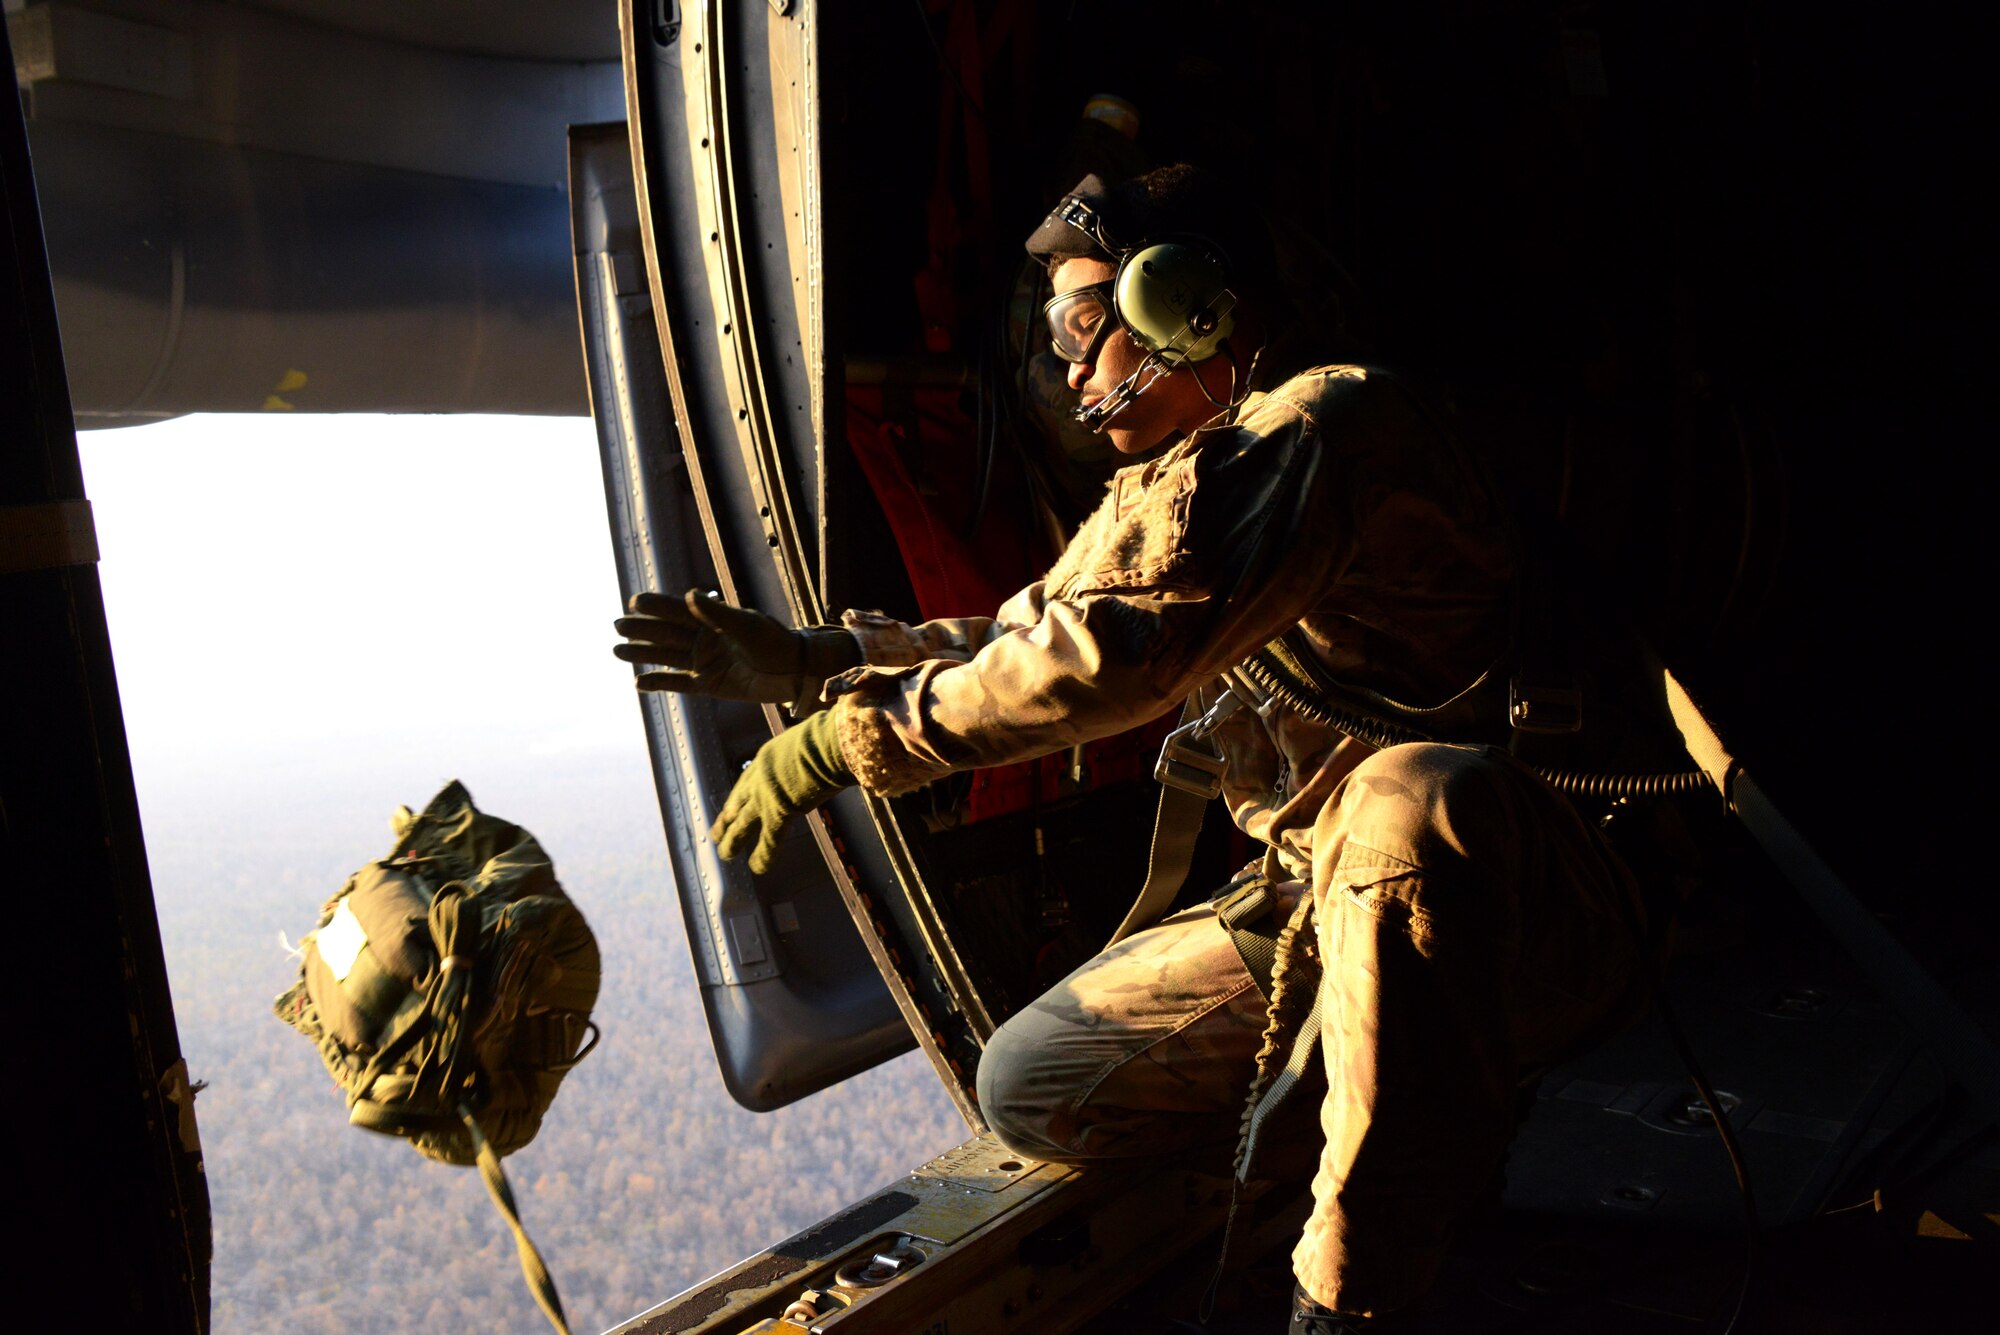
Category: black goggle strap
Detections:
[{"x1": 1047, "y1": 194, "x2": 1128, "y2": 258}]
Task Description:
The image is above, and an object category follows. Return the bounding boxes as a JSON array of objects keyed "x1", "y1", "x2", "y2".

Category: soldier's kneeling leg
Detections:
[
  {"x1": 1293, "y1": 743, "x2": 1648, "y2": 1318},
  {"x1": 976, "y1": 902, "x2": 1270, "y2": 1166}
]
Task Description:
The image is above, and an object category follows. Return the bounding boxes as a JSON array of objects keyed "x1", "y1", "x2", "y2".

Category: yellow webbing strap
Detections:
[
  {"x1": 0, "y1": 499, "x2": 97, "y2": 574},
  {"x1": 458, "y1": 1106, "x2": 573, "y2": 1335}
]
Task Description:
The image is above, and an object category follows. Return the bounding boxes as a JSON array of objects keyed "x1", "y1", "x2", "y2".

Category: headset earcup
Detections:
[{"x1": 1114, "y1": 241, "x2": 1237, "y2": 365}]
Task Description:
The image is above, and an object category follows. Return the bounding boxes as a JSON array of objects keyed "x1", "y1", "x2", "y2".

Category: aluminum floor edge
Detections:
[{"x1": 602, "y1": 1134, "x2": 1238, "y2": 1335}]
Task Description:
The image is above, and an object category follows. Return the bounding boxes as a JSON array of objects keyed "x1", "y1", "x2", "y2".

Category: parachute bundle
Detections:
[{"x1": 274, "y1": 780, "x2": 600, "y2": 1334}]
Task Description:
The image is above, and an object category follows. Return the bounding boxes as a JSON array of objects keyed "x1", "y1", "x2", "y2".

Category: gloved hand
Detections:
[
  {"x1": 613, "y1": 589, "x2": 861, "y2": 710},
  {"x1": 711, "y1": 707, "x2": 853, "y2": 874}
]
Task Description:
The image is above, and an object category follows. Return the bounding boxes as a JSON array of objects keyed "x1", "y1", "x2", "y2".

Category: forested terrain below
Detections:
[{"x1": 144, "y1": 748, "x2": 968, "y2": 1335}]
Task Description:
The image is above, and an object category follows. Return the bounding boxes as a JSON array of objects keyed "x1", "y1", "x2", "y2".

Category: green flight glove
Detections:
[
  {"x1": 711, "y1": 706, "x2": 854, "y2": 874},
  {"x1": 613, "y1": 589, "x2": 861, "y2": 711}
]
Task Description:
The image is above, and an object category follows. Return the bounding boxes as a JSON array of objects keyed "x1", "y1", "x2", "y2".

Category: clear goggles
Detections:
[{"x1": 1042, "y1": 280, "x2": 1120, "y2": 364}]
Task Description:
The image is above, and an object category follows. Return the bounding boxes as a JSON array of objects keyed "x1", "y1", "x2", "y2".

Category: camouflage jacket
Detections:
[{"x1": 825, "y1": 365, "x2": 1519, "y2": 878}]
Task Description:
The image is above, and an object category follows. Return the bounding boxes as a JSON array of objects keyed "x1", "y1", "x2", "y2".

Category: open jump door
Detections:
[
  {"x1": 3, "y1": 20, "x2": 210, "y2": 1327},
  {"x1": 571, "y1": 1, "x2": 995, "y2": 1121}
]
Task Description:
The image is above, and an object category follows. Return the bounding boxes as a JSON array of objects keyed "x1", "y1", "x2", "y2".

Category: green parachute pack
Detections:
[{"x1": 274, "y1": 780, "x2": 600, "y2": 1334}]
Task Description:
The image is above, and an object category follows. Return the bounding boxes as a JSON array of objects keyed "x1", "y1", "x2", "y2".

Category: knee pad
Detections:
[
  {"x1": 973, "y1": 1022, "x2": 1065, "y2": 1160},
  {"x1": 1347, "y1": 742, "x2": 1495, "y2": 803},
  {"x1": 1326, "y1": 743, "x2": 1519, "y2": 890}
]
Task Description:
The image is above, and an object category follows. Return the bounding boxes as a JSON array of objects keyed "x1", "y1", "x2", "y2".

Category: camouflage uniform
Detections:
[{"x1": 823, "y1": 366, "x2": 1649, "y2": 1318}]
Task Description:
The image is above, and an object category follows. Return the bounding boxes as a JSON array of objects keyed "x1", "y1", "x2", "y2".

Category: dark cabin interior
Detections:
[{"x1": 813, "y1": 1, "x2": 1986, "y2": 1032}]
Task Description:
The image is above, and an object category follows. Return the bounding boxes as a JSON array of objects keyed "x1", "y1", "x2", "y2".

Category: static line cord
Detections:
[
  {"x1": 1500, "y1": 898, "x2": 1761, "y2": 1335},
  {"x1": 1596, "y1": 868, "x2": 1761, "y2": 1335},
  {"x1": 1655, "y1": 982, "x2": 1761, "y2": 1335}
]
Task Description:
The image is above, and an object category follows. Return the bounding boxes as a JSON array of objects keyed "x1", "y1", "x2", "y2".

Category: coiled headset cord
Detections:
[
  {"x1": 1232, "y1": 651, "x2": 1711, "y2": 798},
  {"x1": 1601, "y1": 836, "x2": 1762, "y2": 1335}
]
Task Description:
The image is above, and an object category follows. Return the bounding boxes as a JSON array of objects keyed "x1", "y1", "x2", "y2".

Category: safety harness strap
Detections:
[
  {"x1": 1108, "y1": 697, "x2": 1213, "y2": 947},
  {"x1": 1211, "y1": 874, "x2": 1280, "y2": 999},
  {"x1": 1240, "y1": 990, "x2": 1325, "y2": 1185}
]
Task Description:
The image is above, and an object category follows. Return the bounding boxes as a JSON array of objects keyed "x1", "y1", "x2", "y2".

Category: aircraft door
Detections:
[
  {"x1": 600, "y1": 1, "x2": 1001, "y2": 1126},
  {"x1": 571, "y1": 118, "x2": 941, "y2": 1112}
]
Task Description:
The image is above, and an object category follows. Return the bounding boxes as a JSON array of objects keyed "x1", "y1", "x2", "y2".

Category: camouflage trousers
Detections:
[{"x1": 975, "y1": 743, "x2": 1650, "y2": 1318}]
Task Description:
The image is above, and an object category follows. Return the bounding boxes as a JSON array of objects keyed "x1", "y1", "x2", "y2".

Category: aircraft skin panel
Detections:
[
  {"x1": 14, "y1": 0, "x2": 623, "y2": 419},
  {"x1": 34, "y1": 119, "x2": 586, "y2": 420},
  {"x1": 231, "y1": 0, "x2": 622, "y2": 64},
  {"x1": 14, "y1": 0, "x2": 622, "y2": 190},
  {"x1": 572, "y1": 119, "x2": 917, "y2": 1111},
  {"x1": 618, "y1": 0, "x2": 993, "y2": 1125}
]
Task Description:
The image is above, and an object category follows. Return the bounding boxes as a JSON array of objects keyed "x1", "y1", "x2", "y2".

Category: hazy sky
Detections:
[
  {"x1": 79, "y1": 413, "x2": 643, "y2": 786},
  {"x1": 81, "y1": 417, "x2": 974, "y2": 1335}
]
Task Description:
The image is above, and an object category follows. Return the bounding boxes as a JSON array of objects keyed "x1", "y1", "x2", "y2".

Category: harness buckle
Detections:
[
  {"x1": 1155, "y1": 691, "x2": 1241, "y2": 799},
  {"x1": 1209, "y1": 875, "x2": 1275, "y2": 931},
  {"x1": 1508, "y1": 675, "x2": 1584, "y2": 734}
]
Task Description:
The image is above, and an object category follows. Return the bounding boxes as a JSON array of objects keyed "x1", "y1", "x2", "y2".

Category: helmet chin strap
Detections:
[{"x1": 1072, "y1": 353, "x2": 1174, "y2": 433}]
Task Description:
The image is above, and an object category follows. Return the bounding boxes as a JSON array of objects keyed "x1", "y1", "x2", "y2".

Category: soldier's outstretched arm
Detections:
[
  {"x1": 611, "y1": 589, "x2": 860, "y2": 709},
  {"x1": 708, "y1": 707, "x2": 852, "y2": 874}
]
